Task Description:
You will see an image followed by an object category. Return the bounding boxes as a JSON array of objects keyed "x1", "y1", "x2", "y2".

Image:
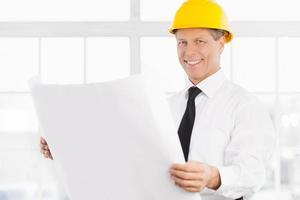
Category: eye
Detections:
[
  {"x1": 196, "y1": 39, "x2": 205, "y2": 44},
  {"x1": 178, "y1": 41, "x2": 187, "y2": 46}
]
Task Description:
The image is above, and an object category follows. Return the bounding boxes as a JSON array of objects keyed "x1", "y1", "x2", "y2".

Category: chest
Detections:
[{"x1": 170, "y1": 95, "x2": 235, "y2": 165}]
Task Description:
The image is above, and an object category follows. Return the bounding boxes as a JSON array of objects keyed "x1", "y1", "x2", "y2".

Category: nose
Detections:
[{"x1": 185, "y1": 43, "x2": 198, "y2": 58}]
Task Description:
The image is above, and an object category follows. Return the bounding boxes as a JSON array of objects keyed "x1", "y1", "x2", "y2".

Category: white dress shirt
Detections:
[{"x1": 167, "y1": 69, "x2": 276, "y2": 200}]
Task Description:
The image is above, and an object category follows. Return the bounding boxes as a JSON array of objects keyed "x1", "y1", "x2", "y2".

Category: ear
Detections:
[{"x1": 218, "y1": 36, "x2": 226, "y2": 54}]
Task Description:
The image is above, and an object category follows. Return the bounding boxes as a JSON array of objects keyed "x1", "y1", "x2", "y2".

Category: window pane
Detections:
[
  {"x1": 278, "y1": 38, "x2": 300, "y2": 92},
  {"x1": 141, "y1": 0, "x2": 183, "y2": 21},
  {"x1": 41, "y1": 38, "x2": 84, "y2": 84},
  {"x1": 232, "y1": 38, "x2": 276, "y2": 92},
  {"x1": 219, "y1": 0, "x2": 300, "y2": 21},
  {"x1": 221, "y1": 43, "x2": 231, "y2": 80},
  {"x1": 0, "y1": 0, "x2": 130, "y2": 21},
  {"x1": 0, "y1": 133, "x2": 38, "y2": 150},
  {"x1": 142, "y1": 0, "x2": 300, "y2": 21},
  {"x1": 0, "y1": 95, "x2": 38, "y2": 133},
  {"x1": 278, "y1": 95, "x2": 300, "y2": 198},
  {"x1": 0, "y1": 148, "x2": 68, "y2": 199},
  {"x1": 278, "y1": 95, "x2": 300, "y2": 147},
  {"x1": 141, "y1": 37, "x2": 186, "y2": 93},
  {"x1": 252, "y1": 94, "x2": 277, "y2": 194},
  {"x1": 86, "y1": 37, "x2": 130, "y2": 82},
  {"x1": 0, "y1": 150, "x2": 40, "y2": 182},
  {"x1": 0, "y1": 38, "x2": 38, "y2": 91}
]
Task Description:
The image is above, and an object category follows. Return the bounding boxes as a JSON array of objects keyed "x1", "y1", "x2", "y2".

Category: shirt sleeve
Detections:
[{"x1": 214, "y1": 97, "x2": 277, "y2": 199}]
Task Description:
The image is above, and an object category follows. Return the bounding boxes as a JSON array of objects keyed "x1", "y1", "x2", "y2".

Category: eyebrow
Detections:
[
  {"x1": 176, "y1": 37, "x2": 206, "y2": 41},
  {"x1": 194, "y1": 37, "x2": 206, "y2": 40}
]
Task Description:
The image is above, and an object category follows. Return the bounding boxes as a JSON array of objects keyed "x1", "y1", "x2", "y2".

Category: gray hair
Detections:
[
  {"x1": 209, "y1": 29, "x2": 229, "y2": 41},
  {"x1": 173, "y1": 28, "x2": 229, "y2": 41}
]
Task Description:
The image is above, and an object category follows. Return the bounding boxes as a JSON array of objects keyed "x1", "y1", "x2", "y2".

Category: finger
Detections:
[
  {"x1": 43, "y1": 150, "x2": 48, "y2": 156},
  {"x1": 173, "y1": 176, "x2": 201, "y2": 188},
  {"x1": 43, "y1": 145, "x2": 49, "y2": 150},
  {"x1": 188, "y1": 160, "x2": 202, "y2": 164},
  {"x1": 40, "y1": 143, "x2": 46, "y2": 149},
  {"x1": 45, "y1": 150, "x2": 53, "y2": 159},
  {"x1": 40, "y1": 137, "x2": 47, "y2": 145},
  {"x1": 183, "y1": 187, "x2": 201, "y2": 192},
  {"x1": 42, "y1": 149, "x2": 50, "y2": 157},
  {"x1": 46, "y1": 151, "x2": 53, "y2": 159},
  {"x1": 170, "y1": 169, "x2": 201, "y2": 180},
  {"x1": 43, "y1": 152, "x2": 49, "y2": 158},
  {"x1": 171, "y1": 163, "x2": 201, "y2": 173},
  {"x1": 46, "y1": 151, "x2": 52, "y2": 157}
]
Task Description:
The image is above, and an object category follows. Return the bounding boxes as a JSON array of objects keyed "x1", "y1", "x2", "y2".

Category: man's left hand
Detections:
[{"x1": 169, "y1": 161, "x2": 221, "y2": 192}]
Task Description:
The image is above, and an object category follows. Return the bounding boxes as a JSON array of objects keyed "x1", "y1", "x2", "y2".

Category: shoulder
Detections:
[
  {"x1": 220, "y1": 81, "x2": 266, "y2": 114},
  {"x1": 223, "y1": 80, "x2": 258, "y2": 103}
]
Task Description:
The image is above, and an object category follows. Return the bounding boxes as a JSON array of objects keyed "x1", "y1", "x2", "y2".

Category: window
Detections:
[
  {"x1": 0, "y1": 0, "x2": 130, "y2": 21},
  {"x1": 0, "y1": 0, "x2": 299, "y2": 199}
]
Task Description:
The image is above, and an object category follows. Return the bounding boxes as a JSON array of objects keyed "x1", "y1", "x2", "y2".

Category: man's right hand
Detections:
[{"x1": 40, "y1": 137, "x2": 53, "y2": 160}]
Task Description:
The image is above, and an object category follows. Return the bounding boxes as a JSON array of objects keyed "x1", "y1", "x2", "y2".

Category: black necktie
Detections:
[{"x1": 178, "y1": 86, "x2": 201, "y2": 162}]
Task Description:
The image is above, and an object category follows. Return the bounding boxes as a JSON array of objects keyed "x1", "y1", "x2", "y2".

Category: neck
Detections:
[{"x1": 190, "y1": 67, "x2": 220, "y2": 85}]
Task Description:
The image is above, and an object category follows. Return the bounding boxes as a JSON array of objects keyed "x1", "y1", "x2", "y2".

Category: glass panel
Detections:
[
  {"x1": 0, "y1": 0, "x2": 130, "y2": 21},
  {"x1": 278, "y1": 95, "x2": 300, "y2": 147},
  {"x1": 140, "y1": 0, "x2": 183, "y2": 21},
  {"x1": 219, "y1": 0, "x2": 300, "y2": 21},
  {"x1": 0, "y1": 148, "x2": 69, "y2": 199},
  {"x1": 0, "y1": 150, "x2": 41, "y2": 183},
  {"x1": 0, "y1": 38, "x2": 38, "y2": 91},
  {"x1": 86, "y1": 37, "x2": 130, "y2": 83},
  {"x1": 278, "y1": 38, "x2": 300, "y2": 92},
  {"x1": 232, "y1": 38, "x2": 276, "y2": 92},
  {"x1": 0, "y1": 94, "x2": 38, "y2": 133},
  {"x1": 254, "y1": 93, "x2": 277, "y2": 191},
  {"x1": 140, "y1": 37, "x2": 186, "y2": 93},
  {"x1": 41, "y1": 38, "x2": 84, "y2": 84},
  {"x1": 220, "y1": 43, "x2": 231, "y2": 80},
  {"x1": 279, "y1": 95, "x2": 300, "y2": 198},
  {"x1": 142, "y1": 0, "x2": 300, "y2": 21}
]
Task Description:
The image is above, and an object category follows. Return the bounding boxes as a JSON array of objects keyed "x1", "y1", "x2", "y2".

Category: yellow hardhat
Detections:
[{"x1": 169, "y1": 0, "x2": 234, "y2": 43}]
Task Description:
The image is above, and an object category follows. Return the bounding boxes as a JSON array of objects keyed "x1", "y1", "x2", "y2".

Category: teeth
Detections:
[{"x1": 186, "y1": 60, "x2": 201, "y2": 65}]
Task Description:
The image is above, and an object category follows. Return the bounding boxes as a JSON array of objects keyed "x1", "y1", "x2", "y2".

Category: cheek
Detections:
[
  {"x1": 203, "y1": 48, "x2": 217, "y2": 61},
  {"x1": 197, "y1": 46, "x2": 209, "y2": 58},
  {"x1": 177, "y1": 49, "x2": 184, "y2": 61},
  {"x1": 209, "y1": 49, "x2": 221, "y2": 62}
]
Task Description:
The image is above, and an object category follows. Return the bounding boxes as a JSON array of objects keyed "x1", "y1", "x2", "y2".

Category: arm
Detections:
[{"x1": 214, "y1": 99, "x2": 276, "y2": 199}]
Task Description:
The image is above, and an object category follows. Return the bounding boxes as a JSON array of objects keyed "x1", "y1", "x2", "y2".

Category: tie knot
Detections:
[{"x1": 188, "y1": 86, "x2": 201, "y2": 100}]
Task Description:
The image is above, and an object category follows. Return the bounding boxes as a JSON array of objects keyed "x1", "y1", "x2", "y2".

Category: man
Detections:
[
  {"x1": 41, "y1": 0, "x2": 276, "y2": 199},
  {"x1": 167, "y1": 0, "x2": 275, "y2": 199}
]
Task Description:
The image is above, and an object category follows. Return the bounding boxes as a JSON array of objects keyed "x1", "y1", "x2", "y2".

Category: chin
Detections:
[{"x1": 188, "y1": 73, "x2": 206, "y2": 83}]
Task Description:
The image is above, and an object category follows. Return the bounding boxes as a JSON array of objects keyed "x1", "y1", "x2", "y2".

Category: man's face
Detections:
[{"x1": 175, "y1": 28, "x2": 225, "y2": 85}]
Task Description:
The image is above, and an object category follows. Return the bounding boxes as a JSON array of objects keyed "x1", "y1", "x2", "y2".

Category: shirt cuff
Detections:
[{"x1": 214, "y1": 165, "x2": 243, "y2": 198}]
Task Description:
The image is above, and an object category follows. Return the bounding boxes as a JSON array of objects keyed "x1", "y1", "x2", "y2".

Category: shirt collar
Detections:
[{"x1": 184, "y1": 69, "x2": 227, "y2": 98}]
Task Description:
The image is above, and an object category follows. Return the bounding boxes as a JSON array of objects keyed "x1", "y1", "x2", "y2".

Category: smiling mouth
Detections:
[{"x1": 184, "y1": 59, "x2": 203, "y2": 66}]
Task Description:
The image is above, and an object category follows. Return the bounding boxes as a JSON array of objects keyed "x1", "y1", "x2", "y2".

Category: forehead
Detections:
[{"x1": 175, "y1": 28, "x2": 212, "y2": 39}]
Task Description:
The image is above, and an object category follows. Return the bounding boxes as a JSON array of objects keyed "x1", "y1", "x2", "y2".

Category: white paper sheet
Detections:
[{"x1": 30, "y1": 74, "x2": 201, "y2": 200}]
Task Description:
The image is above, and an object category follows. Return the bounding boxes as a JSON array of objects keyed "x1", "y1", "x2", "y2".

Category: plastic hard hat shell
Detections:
[{"x1": 169, "y1": 0, "x2": 234, "y2": 43}]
